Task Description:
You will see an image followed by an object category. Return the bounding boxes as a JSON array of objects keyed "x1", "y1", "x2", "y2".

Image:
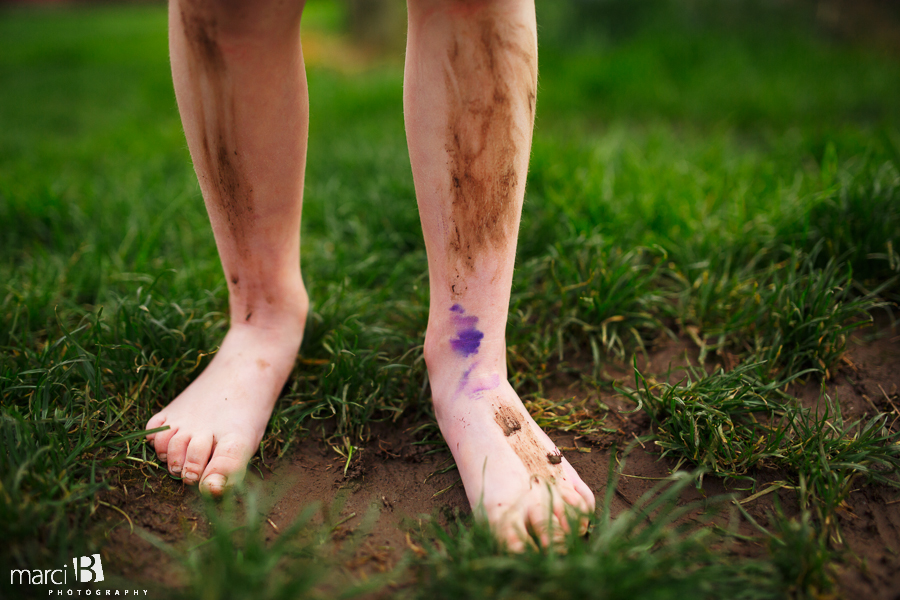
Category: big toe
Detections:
[
  {"x1": 199, "y1": 435, "x2": 253, "y2": 496},
  {"x1": 145, "y1": 413, "x2": 166, "y2": 442}
]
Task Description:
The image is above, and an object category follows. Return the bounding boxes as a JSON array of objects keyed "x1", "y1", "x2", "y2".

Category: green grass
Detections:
[
  {"x1": 413, "y1": 457, "x2": 800, "y2": 600},
  {"x1": 1, "y1": 0, "x2": 899, "y2": 598}
]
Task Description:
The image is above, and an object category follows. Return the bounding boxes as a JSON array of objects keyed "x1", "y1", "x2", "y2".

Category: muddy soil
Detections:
[{"x1": 97, "y1": 322, "x2": 900, "y2": 599}]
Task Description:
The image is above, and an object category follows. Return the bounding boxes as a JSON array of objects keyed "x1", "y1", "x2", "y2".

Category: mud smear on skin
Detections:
[
  {"x1": 444, "y1": 14, "x2": 536, "y2": 290},
  {"x1": 492, "y1": 404, "x2": 562, "y2": 483},
  {"x1": 181, "y1": 6, "x2": 255, "y2": 263},
  {"x1": 494, "y1": 405, "x2": 522, "y2": 436}
]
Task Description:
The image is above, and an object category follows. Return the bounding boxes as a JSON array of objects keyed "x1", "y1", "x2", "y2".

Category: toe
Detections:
[
  {"x1": 145, "y1": 414, "x2": 166, "y2": 442},
  {"x1": 165, "y1": 431, "x2": 191, "y2": 476},
  {"x1": 553, "y1": 501, "x2": 572, "y2": 534},
  {"x1": 153, "y1": 425, "x2": 178, "y2": 462},
  {"x1": 199, "y1": 435, "x2": 253, "y2": 496},
  {"x1": 556, "y1": 482, "x2": 594, "y2": 535},
  {"x1": 574, "y1": 478, "x2": 596, "y2": 514},
  {"x1": 493, "y1": 510, "x2": 529, "y2": 553},
  {"x1": 526, "y1": 502, "x2": 566, "y2": 549},
  {"x1": 181, "y1": 433, "x2": 213, "y2": 486}
]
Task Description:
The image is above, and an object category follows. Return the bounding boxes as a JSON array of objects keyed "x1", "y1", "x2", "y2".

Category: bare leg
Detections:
[
  {"x1": 405, "y1": 0, "x2": 595, "y2": 548},
  {"x1": 145, "y1": 0, "x2": 309, "y2": 495}
]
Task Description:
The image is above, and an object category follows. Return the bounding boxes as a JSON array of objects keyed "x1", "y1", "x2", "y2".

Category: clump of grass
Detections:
[
  {"x1": 747, "y1": 246, "x2": 882, "y2": 380},
  {"x1": 675, "y1": 247, "x2": 885, "y2": 380},
  {"x1": 277, "y1": 280, "x2": 426, "y2": 447},
  {"x1": 801, "y1": 147, "x2": 900, "y2": 294},
  {"x1": 672, "y1": 250, "x2": 767, "y2": 361},
  {"x1": 522, "y1": 394, "x2": 613, "y2": 437},
  {"x1": 0, "y1": 283, "x2": 230, "y2": 569},
  {"x1": 1, "y1": 308, "x2": 157, "y2": 569},
  {"x1": 512, "y1": 234, "x2": 670, "y2": 376},
  {"x1": 412, "y1": 455, "x2": 790, "y2": 600},
  {"x1": 746, "y1": 501, "x2": 837, "y2": 600},
  {"x1": 780, "y1": 399, "x2": 900, "y2": 544},
  {"x1": 622, "y1": 362, "x2": 801, "y2": 483},
  {"x1": 627, "y1": 362, "x2": 900, "y2": 541},
  {"x1": 0, "y1": 404, "x2": 107, "y2": 569},
  {"x1": 142, "y1": 490, "x2": 379, "y2": 600}
]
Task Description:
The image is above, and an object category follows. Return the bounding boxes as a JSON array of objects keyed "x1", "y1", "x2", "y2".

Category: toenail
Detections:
[
  {"x1": 158, "y1": 453, "x2": 167, "y2": 461},
  {"x1": 184, "y1": 471, "x2": 198, "y2": 481},
  {"x1": 171, "y1": 464, "x2": 182, "y2": 473},
  {"x1": 204, "y1": 474, "x2": 226, "y2": 491}
]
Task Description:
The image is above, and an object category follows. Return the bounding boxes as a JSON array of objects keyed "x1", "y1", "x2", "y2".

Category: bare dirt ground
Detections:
[{"x1": 98, "y1": 320, "x2": 900, "y2": 599}]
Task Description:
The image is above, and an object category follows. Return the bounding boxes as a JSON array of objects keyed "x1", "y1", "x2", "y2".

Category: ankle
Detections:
[
  {"x1": 229, "y1": 279, "x2": 309, "y2": 333},
  {"x1": 424, "y1": 331, "x2": 507, "y2": 403}
]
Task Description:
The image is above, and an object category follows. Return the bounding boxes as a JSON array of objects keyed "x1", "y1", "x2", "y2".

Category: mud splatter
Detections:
[
  {"x1": 449, "y1": 304, "x2": 484, "y2": 357},
  {"x1": 511, "y1": 427, "x2": 560, "y2": 484},
  {"x1": 492, "y1": 402, "x2": 561, "y2": 483},
  {"x1": 443, "y1": 15, "x2": 537, "y2": 279},
  {"x1": 181, "y1": 6, "x2": 254, "y2": 260},
  {"x1": 494, "y1": 406, "x2": 522, "y2": 436}
]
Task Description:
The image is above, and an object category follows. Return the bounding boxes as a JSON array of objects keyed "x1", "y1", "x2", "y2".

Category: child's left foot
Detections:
[{"x1": 426, "y1": 318, "x2": 595, "y2": 550}]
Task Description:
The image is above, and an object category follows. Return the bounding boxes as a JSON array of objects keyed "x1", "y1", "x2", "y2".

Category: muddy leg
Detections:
[
  {"x1": 145, "y1": 0, "x2": 309, "y2": 495},
  {"x1": 404, "y1": 0, "x2": 595, "y2": 549}
]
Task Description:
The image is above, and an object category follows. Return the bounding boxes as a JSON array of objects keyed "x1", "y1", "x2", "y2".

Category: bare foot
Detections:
[
  {"x1": 426, "y1": 307, "x2": 595, "y2": 550},
  {"x1": 145, "y1": 297, "x2": 307, "y2": 495}
]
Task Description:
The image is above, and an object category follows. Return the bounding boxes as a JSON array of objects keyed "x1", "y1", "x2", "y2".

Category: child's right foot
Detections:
[{"x1": 145, "y1": 293, "x2": 307, "y2": 495}]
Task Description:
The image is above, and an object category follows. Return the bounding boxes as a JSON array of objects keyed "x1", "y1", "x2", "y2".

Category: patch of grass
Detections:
[
  {"x1": 412, "y1": 458, "x2": 789, "y2": 600},
  {"x1": 623, "y1": 362, "x2": 799, "y2": 483},
  {"x1": 0, "y1": 288, "x2": 218, "y2": 569},
  {"x1": 673, "y1": 246, "x2": 887, "y2": 380},
  {"x1": 672, "y1": 251, "x2": 767, "y2": 358},
  {"x1": 746, "y1": 247, "x2": 883, "y2": 380},
  {"x1": 627, "y1": 363, "x2": 900, "y2": 541},
  {"x1": 781, "y1": 400, "x2": 900, "y2": 544},
  {"x1": 800, "y1": 149, "x2": 900, "y2": 295},
  {"x1": 141, "y1": 490, "x2": 381, "y2": 600},
  {"x1": 522, "y1": 394, "x2": 613, "y2": 437},
  {"x1": 764, "y1": 503, "x2": 837, "y2": 599},
  {"x1": 511, "y1": 235, "x2": 670, "y2": 377}
]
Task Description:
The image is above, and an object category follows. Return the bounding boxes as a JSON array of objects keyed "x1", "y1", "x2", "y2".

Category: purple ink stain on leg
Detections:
[
  {"x1": 457, "y1": 363, "x2": 477, "y2": 395},
  {"x1": 449, "y1": 304, "x2": 485, "y2": 357},
  {"x1": 470, "y1": 374, "x2": 500, "y2": 394},
  {"x1": 455, "y1": 315, "x2": 478, "y2": 329},
  {"x1": 451, "y1": 328, "x2": 484, "y2": 357}
]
